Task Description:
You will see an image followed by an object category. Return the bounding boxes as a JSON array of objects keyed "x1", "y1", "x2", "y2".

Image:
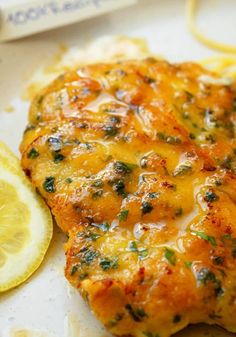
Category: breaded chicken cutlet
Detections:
[{"x1": 21, "y1": 58, "x2": 236, "y2": 337}]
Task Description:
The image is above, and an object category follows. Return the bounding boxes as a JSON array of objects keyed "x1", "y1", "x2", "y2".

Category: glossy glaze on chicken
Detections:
[{"x1": 21, "y1": 59, "x2": 236, "y2": 337}]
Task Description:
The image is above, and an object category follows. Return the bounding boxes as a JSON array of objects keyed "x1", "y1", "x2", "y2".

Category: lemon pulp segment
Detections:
[{"x1": 0, "y1": 141, "x2": 53, "y2": 292}]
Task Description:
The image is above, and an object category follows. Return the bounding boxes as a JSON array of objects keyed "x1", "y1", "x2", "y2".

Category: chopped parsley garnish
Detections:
[
  {"x1": 27, "y1": 148, "x2": 39, "y2": 159},
  {"x1": 144, "y1": 76, "x2": 156, "y2": 84},
  {"x1": 43, "y1": 176, "x2": 56, "y2": 193},
  {"x1": 221, "y1": 155, "x2": 233, "y2": 170},
  {"x1": 128, "y1": 241, "x2": 148, "y2": 260},
  {"x1": 118, "y1": 210, "x2": 129, "y2": 221},
  {"x1": 80, "y1": 248, "x2": 99, "y2": 265},
  {"x1": 191, "y1": 230, "x2": 217, "y2": 247},
  {"x1": 108, "y1": 313, "x2": 124, "y2": 327},
  {"x1": 99, "y1": 257, "x2": 118, "y2": 271},
  {"x1": 196, "y1": 267, "x2": 223, "y2": 297},
  {"x1": 141, "y1": 201, "x2": 153, "y2": 214},
  {"x1": 70, "y1": 265, "x2": 78, "y2": 276},
  {"x1": 77, "y1": 231, "x2": 101, "y2": 241},
  {"x1": 214, "y1": 178, "x2": 222, "y2": 186},
  {"x1": 148, "y1": 192, "x2": 159, "y2": 199},
  {"x1": 79, "y1": 273, "x2": 89, "y2": 280},
  {"x1": 114, "y1": 161, "x2": 137, "y2": 174},
  {"x1": 138, "y1": 248, "x2": 148, "y2": 259},
  {"x1": 204, "y1": 191, "x2": 219, "y2": 203},
  {"x1": 125, "y1": 304, "x2": 148, "y2": 322},
  {"x1": 89, "y1": 233, "x2": 101, "y2": 241},
  {"x1": 53, "y1": 152, "x2": 65, "y2": 163},
  {"x1": 65, "y1": 177, "x2": 73, "y2": 183},
  {"x1": 129, "y1": 241, "x2": 138, "y2": 252},
  {"x1": 173, "y1": 314, "x2": 181, "y2": 323},
  {"x1": 185, "y1": 261, "x2": 192, "y2": 268},
  {"x1": 175, "y1": 207, "x2": 183, "y2": 217},
  {"x1": 212, "y1": 256, "x2": 224, "y2": 265},
  {"x1": 92, "y1": 190, "x2": 103, "y2": 200},
  {"x1": 111, "y1": 179, "x2": 127, "y2": 197},
  {"x1": 104, "y1": 125, "x2": 118, "y2": 137},
  {"x1": 221, "y1": 234, "x2": 236, "y2": 259},
  {"x1": 92, "y1": 179, "x2": 104, "y2": 188},
  {"x1": 205, "y1": 134, "x2": 216, "y2": 144},
  {"x1": 164, "y1": 248, "x2": 177, "y2": 265}
]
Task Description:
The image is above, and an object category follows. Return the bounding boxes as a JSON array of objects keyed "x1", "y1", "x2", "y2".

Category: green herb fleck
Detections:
[
  {"x1": 221, "y1": 155, "x2": 233, "y2": 170},
  {"x1": 196, "y1": 267, "x2": 223, "y2": 296},
  {"x1": 128, "y1": 241, "x2": 148, "y2": 260},
  {"x1": 80, "y1": 248, "x2": 99, "y2": 265},
  {"x1": 141, "y1": 201, "x2": 153, "y2": 214},
  {"x1": 125, "y1": 304, "x2": 148, "y2": 322},
  {"x1": 185, "y1": 261, "x2": 192, "y2": 268},
  {"x1": 191, "y1": 230, "x2": 217, "y2": 247},
  {"x1": 108, "y1": 313, "x2": 124, "y2": 327},
  {"x1": 175, "y1": 207, "x2": 183, "y2": 217},
  {"x1": 164, "y1": 248, "x2": 177, "y2": 265},
  {"x1": 173, "y1": 314, "x2": 181, "y2": 323},
  {"x1": 70, "y1": 265, "x2": 78, "y2": 276},
  {"x1": 66, "y1": 177, "x2": 73, "y2": 183},
  {"x1": 114, "y1": 161, "x2": 138, "y2": 174},
  {"x1": 129, "y1": 241, "x2": 138, "y2": 252},
  {"x1": 27, "y1": 148, "x2": 39, "y2": 159},
  {"x1": 43, "y1": 176, "x2": 56, "y2": 193},
  {"x1": 104, "y1": 125, "x2": 118, "y2": 137},
  {"x1": 138, "y1": 248, "x2": 148, "y2": 259},
  {"x1": 111, "y1": 179, "x2": 127, "y2": 197},
  {"x1": 144, "y1": 76, "x2": 156, "y2": 84},
  {"x1": 114, "y1": 161, "x2": 132, "y2": 174},
  {"x1": 221, "y1": 234, "x2": 232, "y2": 241},
  {"x1": 212, "y1": 256, "x2": 224, "y2": 265},
  {"x1": 90, "y1": 233, "x2": 101, "y2": 241},
  {"x1": 78, "y1": 231, "x2": 101, "y2": 241},
  {"x1": 92, "y1": 179, "x2": 104, "y2": 188},
  {"x1": 92, "y1": 190, "x2": 103, "y2": 200},
  {"x1": 100, "y1": 257, "x2": 119, "y2": 271},
  {"x1": 215, "y1": 178, "x2": 222, "y2": 186},
  {"x1": 148, "y1": 192, "x2": 159, "y2": 199},
  {"x1": 79, "y1": 273, "x2": 89, "y2": 280},
  {"x1": 205, "y1": 134, "x2": 216, "y2": 144},
  {"x1": 204, "y1": 191, "x2": 219, "y2": 203},
  {"x1": 221, "y1": 234, "x2": 236, "y2": 259},
  {"x1": 53, "y1": 152, "x2": 65, "y2": 163},
  {"x1": 118, "y1": 210, "x2": 129, "y2": 221}
]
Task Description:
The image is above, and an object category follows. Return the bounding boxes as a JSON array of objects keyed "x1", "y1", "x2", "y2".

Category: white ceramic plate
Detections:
[{"x1": 0, "y1": 1, "x2": 236, "y2": 336}]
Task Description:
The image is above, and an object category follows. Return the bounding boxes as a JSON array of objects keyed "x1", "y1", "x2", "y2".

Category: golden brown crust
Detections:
[{"x1": 21, "y1": 59, "x2": 236, "y2": 337}]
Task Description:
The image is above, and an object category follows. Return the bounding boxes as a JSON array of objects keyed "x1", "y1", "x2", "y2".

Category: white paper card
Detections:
[{"x1": 0, "y1": 0, "x2": 137, "y2": 42}]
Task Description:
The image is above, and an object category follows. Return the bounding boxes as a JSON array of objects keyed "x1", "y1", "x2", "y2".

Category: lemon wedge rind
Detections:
[{"x1": 0, "y1": 143, "x2": 53, "y2": 292}]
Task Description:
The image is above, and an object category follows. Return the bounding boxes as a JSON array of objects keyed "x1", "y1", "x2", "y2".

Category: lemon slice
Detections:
[{"x1": 0, "y1": 141, "x2": 53, "y2": 292}]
